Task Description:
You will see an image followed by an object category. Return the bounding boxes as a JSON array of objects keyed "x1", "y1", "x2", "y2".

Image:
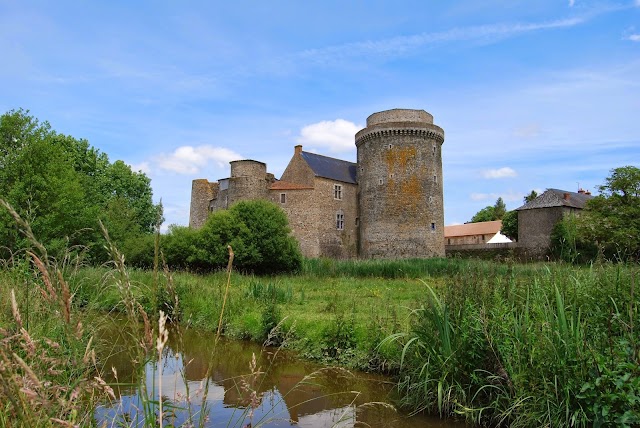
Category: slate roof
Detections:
[
  {"x1": 444, "y1": 220, "x2": 503, "y2": 238},
  {"x1": 516, "y1": 189, "x2": 593, "y2": 211},
  {"x1": 301, "y1": 151, "x2": 357, "y2": 184}
]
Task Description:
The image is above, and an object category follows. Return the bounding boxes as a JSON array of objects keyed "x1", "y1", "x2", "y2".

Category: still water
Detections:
[{"x1": 95, "y1": 320, "x2": 466, "y2": 427}]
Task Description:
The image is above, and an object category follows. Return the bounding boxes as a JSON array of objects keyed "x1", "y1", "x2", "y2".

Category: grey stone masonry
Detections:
[{"x1": 356, "y1": 109, "x2": 445, "y2": 258}]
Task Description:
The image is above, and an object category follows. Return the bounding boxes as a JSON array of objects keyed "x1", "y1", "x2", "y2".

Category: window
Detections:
[
  {"x1": 433, "y1": 144, "x2": 436, "y2": 155},
  {"x1": 336, "y1": 212, "x2": 344, "y2": 230},
  {"x1": 431, "y1": 222, "x2": 436, "y2": 231},
  {"x1": 334, "y1": 184, "x2": 342, "y2": 200},
  {"x1": 428, "y1": 196, "x2": 433, "y2": 203},
  {"x1": 280, "y1": 193, "x2": 286, "y2": 204},
  {"x1": 355, "y1": 217, "x2": 359, "y2": 227},
  {"x1": 379, "y1": 178, "x2": 384, "y2": 185},
  {"x1": 388, "y1": 144, "x2": 393, "y2": 149},
  {"x1": 433, "y1": 175, "x2": 437, "y2": 183}
]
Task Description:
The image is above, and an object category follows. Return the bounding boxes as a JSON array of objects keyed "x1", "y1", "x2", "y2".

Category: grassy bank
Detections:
[{"x1": 2, "y1": 254, "x2": 639, "y2": 426}]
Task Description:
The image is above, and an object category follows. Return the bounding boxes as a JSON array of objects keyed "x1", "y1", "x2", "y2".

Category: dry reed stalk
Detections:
[
  {"x1": 156, "y1": 310, "x2": 169, "y2": 427},
  {"x1": 11, "y1": 289, "x2": 22, "y2": 330},
  {"x1": 216, "y1": 245, "x2": 234, "y2": 341},
  {"x1": 27, "y1": 251, "x2": 57, "y2": 301}
]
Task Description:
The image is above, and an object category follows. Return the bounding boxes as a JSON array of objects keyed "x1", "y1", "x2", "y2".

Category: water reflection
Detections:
[{"x1": 95, "y1": 320, "x2": 464, "y2": 427}]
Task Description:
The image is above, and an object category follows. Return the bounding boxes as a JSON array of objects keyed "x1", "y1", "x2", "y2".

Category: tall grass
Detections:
[{"x1": 384, "y1": 262, "x2": 640, "y2": 427}]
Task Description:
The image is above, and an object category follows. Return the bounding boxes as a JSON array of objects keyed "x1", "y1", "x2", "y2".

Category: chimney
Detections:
[
  {"x1": 578, "y1": 188, "x2": 585, "y2": 194},
  {"x1": 563, "y1": 192, "x2": 570, "y2": 200},
  {"x1": 294, "y1": 145, "x2": 302, "y2": 155},
  {"x1": 585, "y1": 190, "x2": 592, "y2": 195}
]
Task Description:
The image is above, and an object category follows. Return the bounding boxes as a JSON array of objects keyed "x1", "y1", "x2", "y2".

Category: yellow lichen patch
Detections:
[
  {"x1": 399, "y1": 175, "x2": 423, "y2": 213},
  {"x1": 385, "y1": 146, "x2": 416, "y2": 173}
]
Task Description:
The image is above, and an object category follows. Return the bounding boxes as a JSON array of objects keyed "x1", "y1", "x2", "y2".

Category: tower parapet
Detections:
[{"x1": 356, "y1": 108, "x2": 445, "y2": 258}]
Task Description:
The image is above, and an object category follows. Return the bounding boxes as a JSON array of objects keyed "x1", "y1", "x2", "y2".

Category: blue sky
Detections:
[{"x1": 2, "y1": 0, "x2": 639, "y2": 229}]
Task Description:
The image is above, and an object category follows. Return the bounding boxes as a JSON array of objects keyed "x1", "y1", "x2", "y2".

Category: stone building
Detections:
[
  {"x1": 516, "y1": 188, "x2": 592, "y2": 255},
  {"x1": 444, "y1": 220, "x2": 511, "y2": 246},
  {"x1": 189, "y1": 108, "x2": 445, "y2": 259}
]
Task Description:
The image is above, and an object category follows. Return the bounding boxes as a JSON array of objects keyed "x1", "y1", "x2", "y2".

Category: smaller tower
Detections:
[
  {"x1": 189, "y1": 179, "x2": 218, "y2": 228},
  {"x1": 227, "y1": 160, "x2": 271, "y2": 206}
]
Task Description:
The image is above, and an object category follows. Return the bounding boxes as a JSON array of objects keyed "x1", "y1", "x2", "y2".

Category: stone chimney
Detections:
[
  {"x1": 563, "y1": 192, "x2": 570, "y2": 200},
  {"x1": 294, "y1": 145, "x2": 302, "y2": 155},
  {"x1": 578, "y1": 188, "x2": 586, "y2": 194}
]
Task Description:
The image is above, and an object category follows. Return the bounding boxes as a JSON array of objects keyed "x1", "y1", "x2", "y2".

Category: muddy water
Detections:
[{"x1": 95, "y1": 321, "x2": 466, "y2": 428}]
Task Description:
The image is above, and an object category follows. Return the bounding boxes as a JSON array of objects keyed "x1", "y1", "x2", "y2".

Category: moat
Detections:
[{"x1": 95, "y1": 321, "x2": 466, "y2": 427}]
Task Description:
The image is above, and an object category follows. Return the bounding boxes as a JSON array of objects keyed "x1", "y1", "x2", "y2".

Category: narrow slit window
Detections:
[
  {"x1": 280, "y1": 193, "x2": 286, "y2": 204},
  {"x1": 431, "y1": 222, "x2": 436, "y2": 231}
]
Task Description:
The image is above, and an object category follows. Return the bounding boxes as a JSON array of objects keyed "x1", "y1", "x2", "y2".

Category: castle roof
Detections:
[
  {"x1": 516, "y1": 189, "x2": 593, "y2": 211},
  {"x1": 270, "y1": 180, "x2": 313, "y2": 190},
  {"x1": 444, "y1": 220, "x2": 502, "y2": 238},
  {"x1": 301, "y1": 151, "x2": 357, "y2": 184}
]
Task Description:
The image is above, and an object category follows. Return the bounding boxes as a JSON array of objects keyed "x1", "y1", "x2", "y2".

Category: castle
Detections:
[{"x1": 189, "y1": 108, "x2": 445, "y2": 259}]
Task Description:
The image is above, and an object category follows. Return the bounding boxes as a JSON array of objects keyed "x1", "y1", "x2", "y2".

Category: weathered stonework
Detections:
[
  {"x1": 356, "y1": 109, "x2": 445, "y2": 258},
  {"x1": 190, "y1": 108, "x2": 445, "y2": 259}
]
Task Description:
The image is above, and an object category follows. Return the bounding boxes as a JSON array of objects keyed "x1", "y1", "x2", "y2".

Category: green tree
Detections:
[
  {"x1": 576, "y1": 166, "x2": 640, "y2": 261},
  {"x1": 501, "y1": 210, "x2": 518, "y2": 241},
  {"x1": 493, "y1": 197, "x2": 506, "y2": 220},
  {"x1": 198, "y1": 200, "x2": 302, "y2": 274},
  {"x1": 0, "y1": 109, "x2": 162, "y2": 261},
  {"x1": 524, "y1": 190, "x2": 538, "y2": 203},
  {"x1": 470, "y1": 197, "x2": 507, "y2": 223}
]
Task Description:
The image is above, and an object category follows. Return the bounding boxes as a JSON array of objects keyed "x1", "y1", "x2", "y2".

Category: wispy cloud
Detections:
[
  {"x1": 297, "y1": 17, "x2": 585, "y2": 65},
  {"x1": 470, "y1": 191, "x2": 523, "y2": 203},
  {"x1": 569, "y1": 0, "x2": 576, "y2": 7},
  {"x1": 627, "y1": 34, "x2": 640, "y2": 42},
  {"x1": 155, "y1": 145, "x2": 241, "y2": 174},
  {"x1": 297, "y1": 119, "x2": 361, "y2": 153},
  {"x1": 481, "y1": 167, "x2": 518, "y2": 179}
]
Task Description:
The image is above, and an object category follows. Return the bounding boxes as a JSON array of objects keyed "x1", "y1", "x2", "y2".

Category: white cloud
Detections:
[
  {"x1": 569, "y1": 0, "x2": 576, "y2": 6},
  {"x1": 156, "y1": 145, "x2": 241, "y2": 174},
  {"x1": 481, "y1": 167, "x2": 517, "y2": 179},
  {"x1": 513, "y1": 123, "x2": 542, "y2": 139},
  {"x1": 627, "y1": 34, "x2": 640, "y2": 42},
  {"x1": 127, "y1": 161, "x2": 151, "y2": 175},
  {"x1": 297, "y1": 119, "x2": 361, "y2": 153}
]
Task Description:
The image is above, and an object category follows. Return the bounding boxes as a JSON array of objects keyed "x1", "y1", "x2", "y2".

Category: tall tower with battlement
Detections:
[{"x1": 355, "y1": 108, "x2": 445, "y2": 258}]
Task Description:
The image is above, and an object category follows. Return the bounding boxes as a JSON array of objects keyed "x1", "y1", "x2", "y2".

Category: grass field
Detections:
[{"x1": 2, "y1": 252, "x2": 639, "y2": 427}]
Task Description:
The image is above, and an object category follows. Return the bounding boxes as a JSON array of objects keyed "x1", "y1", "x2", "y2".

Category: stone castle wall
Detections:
[
  {"x1": 189, "y1": 179, "x2": 218, "y2": 228},
  {"x1": 355, "y1": 109, "x2": 445, "y2": 258},
  {"x1": 189, "y1": 108, "x2": 445, "y2": 260}
]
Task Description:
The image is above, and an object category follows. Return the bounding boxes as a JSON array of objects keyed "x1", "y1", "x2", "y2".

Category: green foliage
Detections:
[
  {"x1": 470, "y1": 205, "x2": 496, "y2": 223},
  {"x1": 470, "y1": 197, "x2": 507, "y2": 223},
  {"x1": 575, "y1": 166, "x2": 640, "y2": 261},
  {"x1": 160, "y1": 200, "x2": 302, "y2": 274},
  {"x1": 0, "y1": 109, "x2": 162, "y2": 263},
  {"x1": 501, "y1": 210, "x2": 518, "y2": 241}
]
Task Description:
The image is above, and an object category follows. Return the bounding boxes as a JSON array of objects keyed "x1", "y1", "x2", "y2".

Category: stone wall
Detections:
[
  {"x1": 270, "y1": 188, "x2": 319, "y2": 258},
  {"x1": 189, "y1": 179, "x2": 218, "y2": 228},
  {"x1": 518, "y1": 206, "x2": 571, "y2": 256},
  {"x1": 228, "y1": 160, "x2": 272, "y2": 206},
  {"x1": 356, "y1": 109, "x2": 445, "y2": 258},
  {"x1": 447, "y1": 234, "x2": 491, "y2": 246},
  {"x1": 279, "y1": 146, "x2": 315, "y2": 186}
]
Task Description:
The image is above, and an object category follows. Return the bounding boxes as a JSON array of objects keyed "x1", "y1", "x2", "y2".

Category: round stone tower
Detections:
[
  {"x1": 355, "y1": 109, "x2": 445, "y2": 258},
  {"x1": 227, "y1": 160, "x2": 269, "y2": 206}
]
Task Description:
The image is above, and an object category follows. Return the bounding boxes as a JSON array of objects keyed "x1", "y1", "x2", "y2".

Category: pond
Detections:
[{"x1": 95, "y1": 320, "x2": 467, "y2": 427}]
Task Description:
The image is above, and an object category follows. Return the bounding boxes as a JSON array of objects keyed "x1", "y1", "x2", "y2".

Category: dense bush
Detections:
[{"x1": 139, "y1": 200, "x2": 302, "y2": 274}]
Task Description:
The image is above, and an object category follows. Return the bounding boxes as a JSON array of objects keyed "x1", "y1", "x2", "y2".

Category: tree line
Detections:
[{"x1": 0, "y1": 109, "x2": 162, "y2": 263}]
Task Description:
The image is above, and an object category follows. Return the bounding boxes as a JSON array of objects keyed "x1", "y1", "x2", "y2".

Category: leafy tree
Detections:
[
  {"x1": 493, "y1": 197, "x2": 506, "y2": 220},
  {"x1": 575, "y1": 166, "x2": 640, "y2": 261},
  {"x1": 470, "y1": 206, "x2": 495, "y2": 223},
  {"x1": 470, "y1": 197, "x2": 507, "y2": 223},
  {"x1": 198, "y1": 200, "x2": 302, "y2": 274},
  {"x1": 0, "y1": 109, "x2": 162, "y2": 261},
  {"x1": 501, "y1": 210, "x2": 518, "y2": 241},
  {"x1": 524, "y1": 190, "x2": 538, "y2": 203}
]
